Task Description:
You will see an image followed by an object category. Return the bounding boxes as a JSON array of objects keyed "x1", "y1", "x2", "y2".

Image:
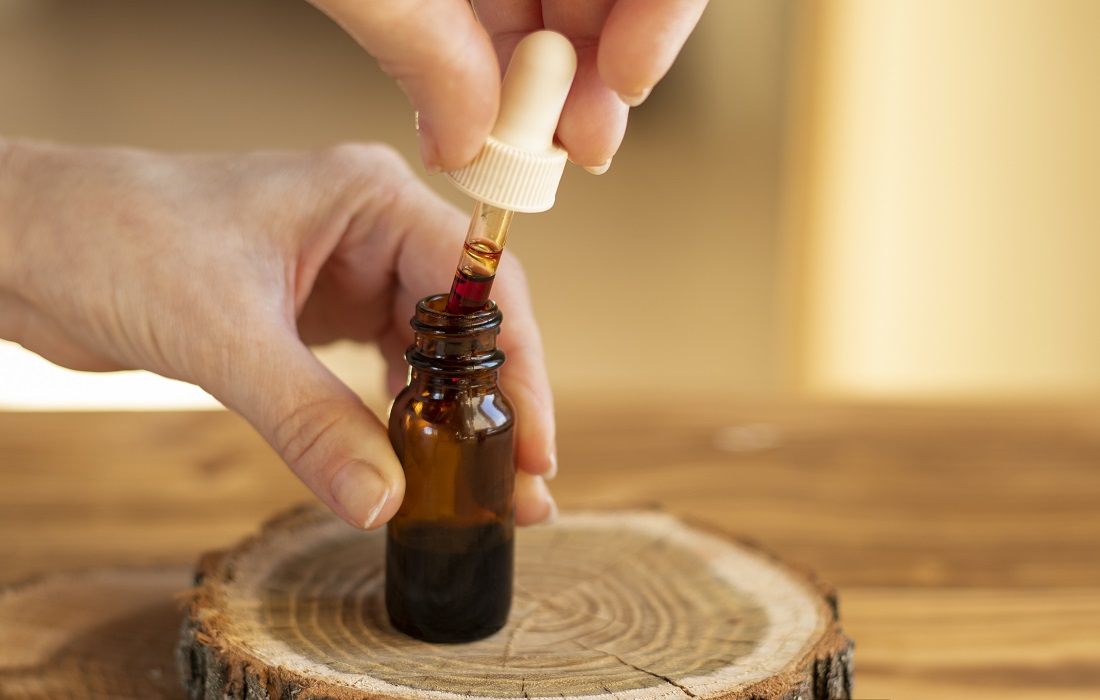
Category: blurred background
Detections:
[{"x1": 1, "y1": 0, "x2": 1098, "y2": 411}]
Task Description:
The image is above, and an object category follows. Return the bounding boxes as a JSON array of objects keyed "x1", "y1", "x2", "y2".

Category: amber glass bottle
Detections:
[{"x1": 386, "y1": 294, "x2": 516, "y2": 643}]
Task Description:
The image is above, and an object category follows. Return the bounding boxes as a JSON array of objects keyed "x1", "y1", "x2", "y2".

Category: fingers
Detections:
[
  {"x1": 502, "y1": 335, "x2": 559, "y2": 479},
  {"x1": 211, "y1": 323, "x2": 405, "y2": 531},
  {"x1": 558, "y1": 44, "x2": 629, "y2": 172},
  {"x1": 515, "y1": 471, "x2": 558, "y2": 526},
  {"x1": 378, "y1": 328, "x2": 412, "y2": 396},
  {"x1": 539, "y1": 0, "x2": 626, "y2": 168},
  {"x1": 288, "y1": 144, "x2": 560, "y2": 524},
  {"x1": 308, "y1": 0, "x2": 500, "y2": 173},
  {"x1": 490, "y1": 262, "x2": 558, "y2": 481},
  {"x1": 474, "y1": 0, "x2": 622, "y2": 168},
  {"x1": 313, "y1": 0, "x2": 706, "y2": 174},
  {"x1": 599, "y1": 0, "x2": 710, "y2": 104},
  {"x1": 474, "y1": 0, "x2": 706, "y2": 170}
]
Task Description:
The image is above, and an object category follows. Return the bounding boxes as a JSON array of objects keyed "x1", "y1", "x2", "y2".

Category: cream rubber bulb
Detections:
[{"x1": 445, "y1": 31, "x2": 578, "y2": 213}]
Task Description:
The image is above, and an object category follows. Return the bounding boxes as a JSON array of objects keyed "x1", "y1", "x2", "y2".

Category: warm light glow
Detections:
[
  {"x1": 798, "y1": 0, "x2": 1100, "y2": 399},
  {"x1": 0, "y1": 341, "x2": 222, "y2": 410}
]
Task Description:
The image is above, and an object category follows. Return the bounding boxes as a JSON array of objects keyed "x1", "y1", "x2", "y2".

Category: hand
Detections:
[
  {"x1": 309, "y1": 0, "x2": 709, "y2": 174},
  {"x1": 0, "y1": 139, "x2": 557, "y2": 529}
]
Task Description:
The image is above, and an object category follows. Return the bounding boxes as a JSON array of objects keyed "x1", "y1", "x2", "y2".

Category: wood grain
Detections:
[
  {"x1": 178, "y1": 507, "x2": 851, "y2": 699},
  {"x1": 0, "y1": 567, "x2": 191, "y2": 700},
  {"x1": 2, "y1": 401, "x2": 1099, "y2": 699}
]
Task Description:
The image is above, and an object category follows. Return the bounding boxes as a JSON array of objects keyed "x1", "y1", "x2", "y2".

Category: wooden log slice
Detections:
[{"x1": 179, "y1": 507, "x2": 853, "y2": 699}]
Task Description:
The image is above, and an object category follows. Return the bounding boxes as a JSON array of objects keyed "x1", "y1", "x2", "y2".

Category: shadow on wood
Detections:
[{"x1": 0, "y1": 568, "x2": 190, "y2": 699}]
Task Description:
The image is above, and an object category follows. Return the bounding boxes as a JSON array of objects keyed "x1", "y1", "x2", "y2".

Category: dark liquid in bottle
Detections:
[{"x1": 385, "y1": 522, "x2": 513, "y2": 643}]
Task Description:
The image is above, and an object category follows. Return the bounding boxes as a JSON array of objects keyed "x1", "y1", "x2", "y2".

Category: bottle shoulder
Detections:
[{"x1": 389, "y1": 386, "x2": 514, "y2": 436}]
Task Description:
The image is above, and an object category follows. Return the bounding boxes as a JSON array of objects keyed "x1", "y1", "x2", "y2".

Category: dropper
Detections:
[{"x1": 443, "y1": 31, "x2": 578, "y2": 314}]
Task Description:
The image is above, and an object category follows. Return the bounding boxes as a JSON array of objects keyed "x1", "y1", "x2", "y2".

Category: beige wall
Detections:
[
  {"x1": 1, "y1": 0, "x2": 795, "y2": 407},
  {"x1": 7, "y1": 0, "x2": 1095, "y2": 408},
  {"x1": 788, "y1": 0, "x2": 1100, "y2": 399}
]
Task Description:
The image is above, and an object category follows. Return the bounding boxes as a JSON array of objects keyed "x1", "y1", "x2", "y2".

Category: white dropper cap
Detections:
[{"x1": 445, "y1": 31, "x2": 578, "y2": 213}]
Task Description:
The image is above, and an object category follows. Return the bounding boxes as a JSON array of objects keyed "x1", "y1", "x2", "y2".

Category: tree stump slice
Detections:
[
  {"x1": 179, "y1": 506, "x2": 852, "y2": 699},
  {"x1": 0, "y1": 567, "x2": 192, "y2": 699}
]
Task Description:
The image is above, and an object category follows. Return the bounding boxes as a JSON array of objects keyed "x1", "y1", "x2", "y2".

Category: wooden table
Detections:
[{"x1": 2, "y1": 401, "x2": 1098, "y2": 699}]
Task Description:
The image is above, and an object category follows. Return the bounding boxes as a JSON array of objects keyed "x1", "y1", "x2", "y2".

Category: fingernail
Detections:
[
  {"x1": 544, "y1": 451, "x2": 558, "y2": 480},
  {"x1": 417, "y1": 120, "x2": 442, "y2": 176},
  {"x1": 618, "y1": 87, "x2": 651, "y2": 107},
  {"x1": 331, "y1": 461, "x2": 391, "y2": 530},
  {"x1": 533, "y1": 475, "x2": 558, "y2": 524},
  {"x1": 584, "y1": 159, "x2": 612, "y2": 176}
]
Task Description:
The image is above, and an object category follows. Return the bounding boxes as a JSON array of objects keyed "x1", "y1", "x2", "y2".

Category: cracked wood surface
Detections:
[
  {"x1": 2, "y1": 402, "x2": 1100, "y2": 699},
  {"x1": 177, "y1": 507, "x2": 851, "y2": 699}
]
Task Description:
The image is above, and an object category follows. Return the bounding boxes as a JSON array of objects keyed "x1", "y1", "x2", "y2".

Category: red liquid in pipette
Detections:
[{"x1": 445, "y1": 240, "x2": 502, "y2": 314}]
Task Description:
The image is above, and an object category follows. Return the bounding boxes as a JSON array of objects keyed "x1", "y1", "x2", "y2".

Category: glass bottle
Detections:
[{"x1": 385, "y1": 293, "x2": 516, "y2": 643}]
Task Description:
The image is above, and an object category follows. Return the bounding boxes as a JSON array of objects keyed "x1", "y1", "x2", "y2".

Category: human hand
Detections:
[
  {"x1": 309, "y1": 0, "x2": 708, "y2": 174},
  {"x1": 0, "y1": 139, "x2": 557, "y2": 529}
]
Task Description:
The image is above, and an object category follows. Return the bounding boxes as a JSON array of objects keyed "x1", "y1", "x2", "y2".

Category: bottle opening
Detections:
[{"x1": 414, "y1": 293, "x2": 501, "y2": 333}]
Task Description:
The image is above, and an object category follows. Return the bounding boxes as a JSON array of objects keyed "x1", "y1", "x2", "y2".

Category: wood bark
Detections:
[{"x1": 178, "y1": 506, "x2": 852, "y2": 699}]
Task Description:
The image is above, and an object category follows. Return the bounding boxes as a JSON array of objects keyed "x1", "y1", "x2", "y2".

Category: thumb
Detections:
[
  {"x1": 309, "y1": 0, "x2": 499, "y2": 173},
  {"x1": 212, "y1": 327, "x2": 404, "y2": 531}
]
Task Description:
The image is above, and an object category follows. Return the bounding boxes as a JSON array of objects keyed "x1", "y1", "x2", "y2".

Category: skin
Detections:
[
  {"x1": 0, "y1": 140, "x2": 555, "y2": 528},
  {"x1": 0, "y1": 0, "x2": 707, "y2": 531},
  {"x1": 308, "y1": 0, "x2": 710, "y2": 173}
]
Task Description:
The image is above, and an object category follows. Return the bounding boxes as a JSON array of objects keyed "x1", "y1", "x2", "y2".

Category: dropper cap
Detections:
[{"x1": 445, "y1": 31, "x2": 577, "y2": 213}]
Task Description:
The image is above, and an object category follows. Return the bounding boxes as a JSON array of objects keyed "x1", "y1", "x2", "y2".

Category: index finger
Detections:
[
  {"x1": 599, "y1": 0, "x2": 710, "y2": 103},
  {"x1": 309, "y1": 0, "x2": 500, "y2": 172}
]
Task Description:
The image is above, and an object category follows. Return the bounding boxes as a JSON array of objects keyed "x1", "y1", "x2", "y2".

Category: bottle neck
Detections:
[
  {"x1": 407, "y1": 368, "x2": 501, "y2": 392},
  {"x1": 405, "y1": 293, "x2": 506, "y2": 377}
]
